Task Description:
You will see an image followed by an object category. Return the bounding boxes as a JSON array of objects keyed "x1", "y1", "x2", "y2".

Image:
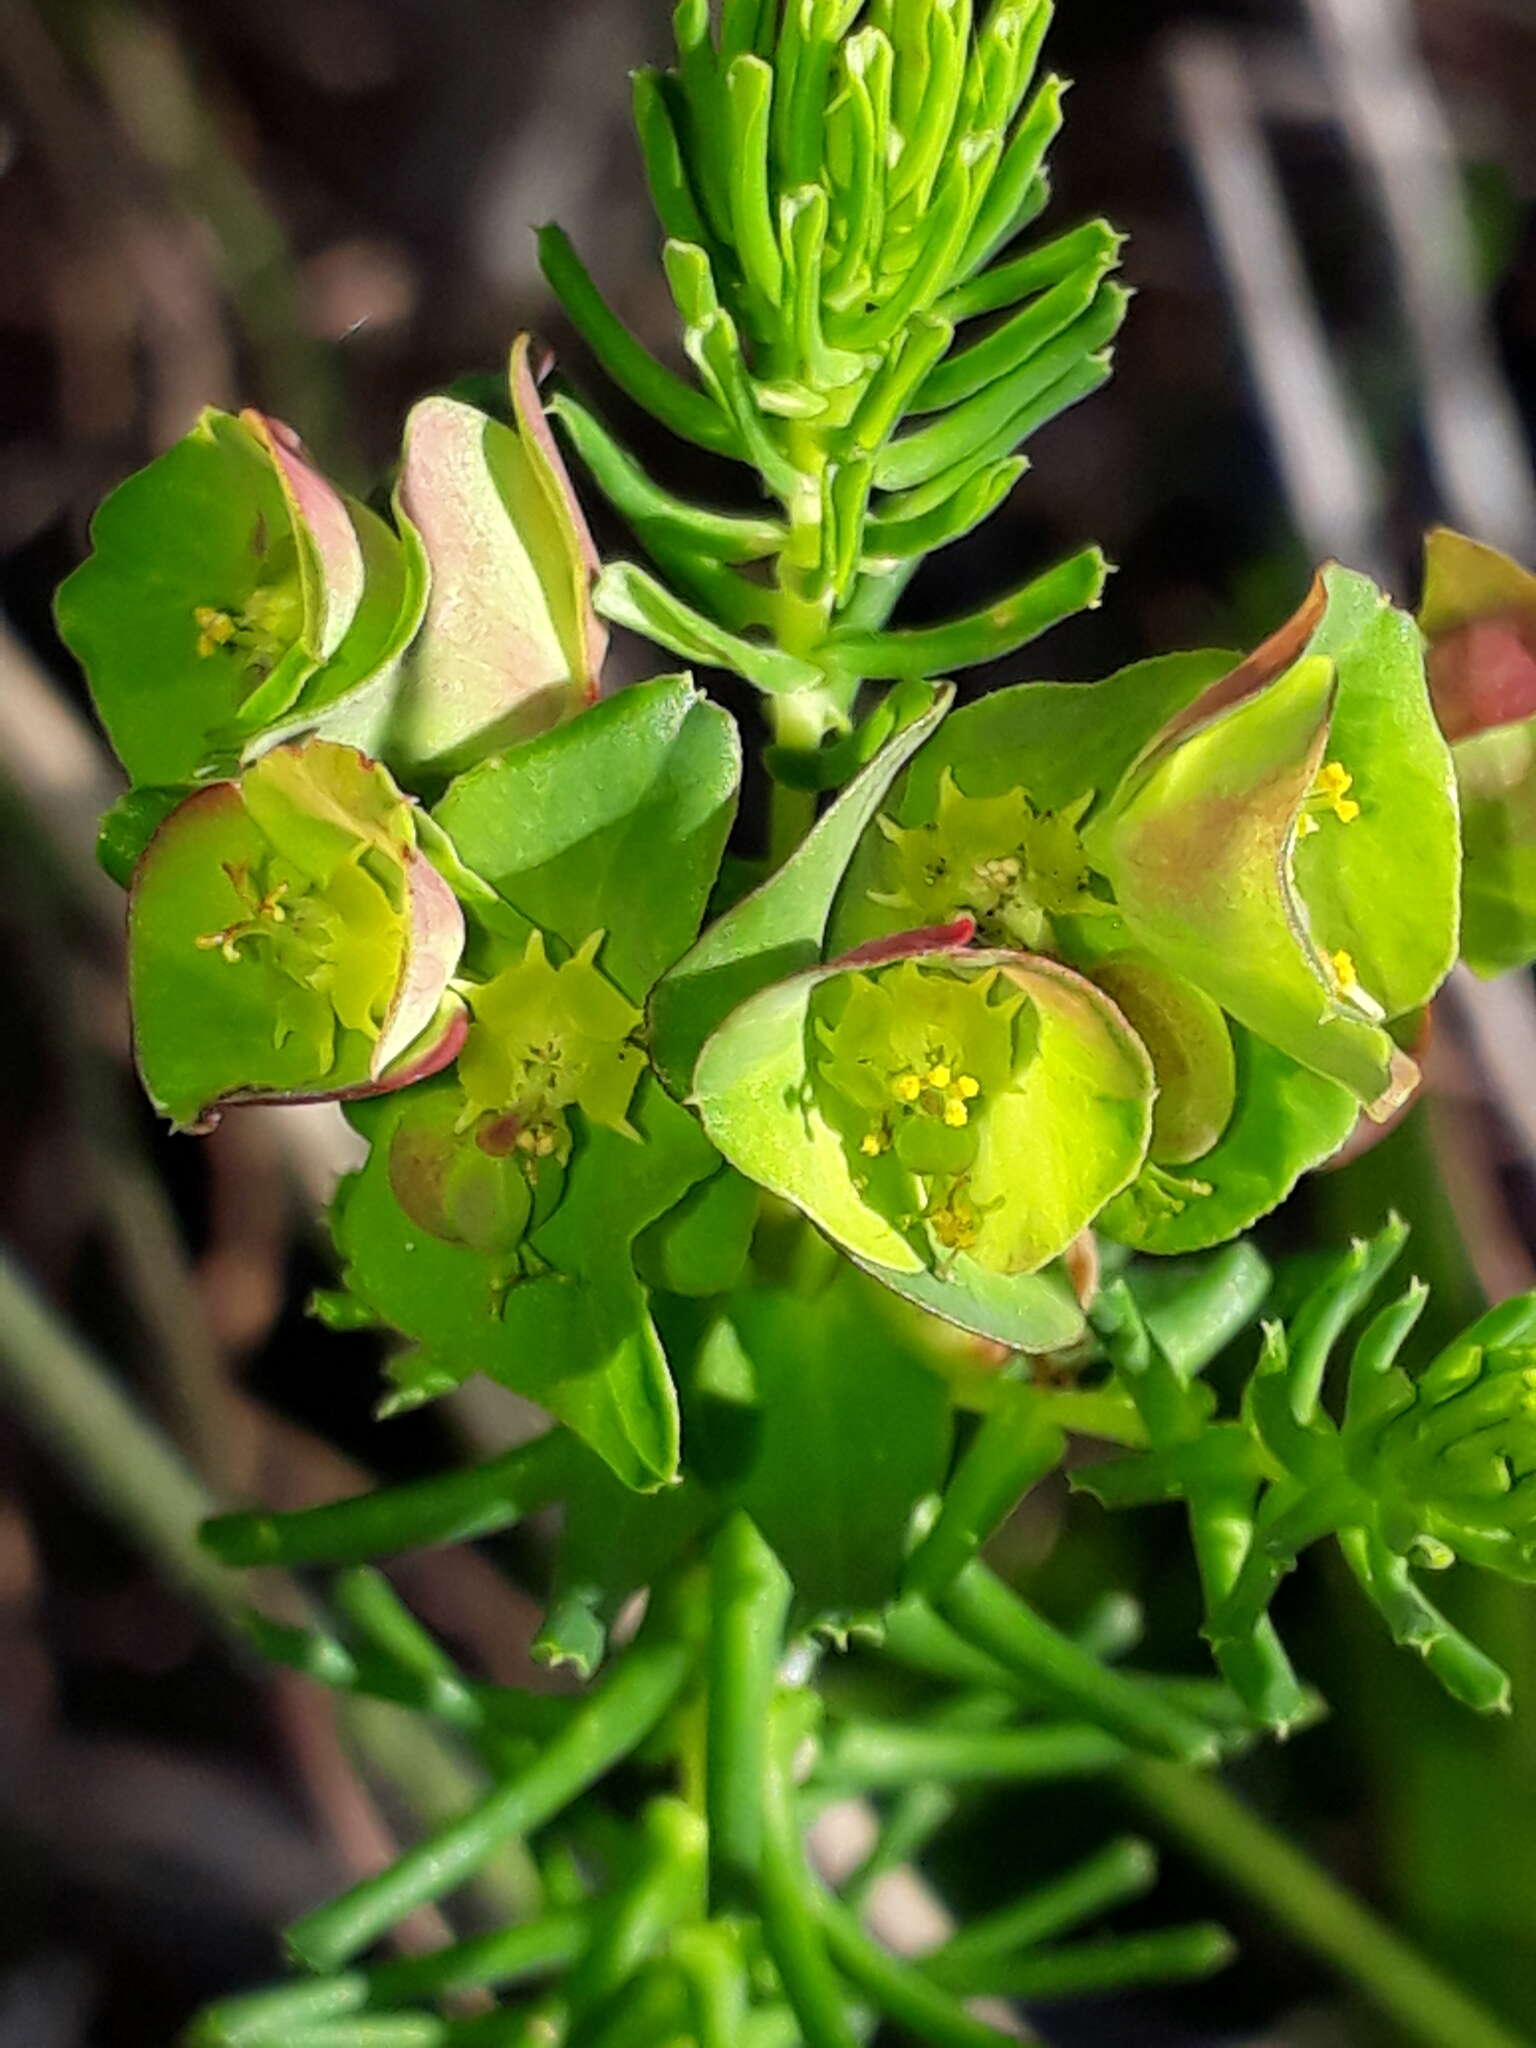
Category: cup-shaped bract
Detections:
[
  {"x1": 1088, "y1": 568, "x2": 1459, "y2": 1117},
  {"x1": 383, "y1": 928, "x2": 644, "y2": 1266},
  {"x1": 129, "y1": 740, "x2": 466, "y2": 1128},
  {"x1": 457, "y1": 929, "x2": 647, "y2": 1166},
  {"x1": 693, "y1": 938, "x2": 1153, "y2": 1286},
  {"x1": 390, "y1": 338, "x2": 607, "y2": 777},
  {"x1": 1418, "y1": 527, "x2": 1536, "y2": 977},
  {"x1": 55, "y1": 409, "x2": 422, "y2": 788}
]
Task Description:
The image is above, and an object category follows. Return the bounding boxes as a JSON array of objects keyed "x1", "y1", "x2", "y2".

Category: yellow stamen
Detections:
[
  {"x1": 1328, "y1": 948, "x2": 1358, "y2": 993},
  {"x1": 892, "y1": 1073, "x2": 922, "y2": 1103},
  {"x1": 860, "y1": 1130, "x2": 887, "y2": 1157},
  {"x1": 953, "y1": 1074, "x2": 980, "y2": 1099},
  {"x1": 926, "y1": 1063, "x2": 952, "y2": 1089},
  {"x1": 194, "y1": 605, "x2": 237, "y2": 657},
  {"x1": 1310, "y1": 760, "x2": 1360, "y2": 826},
  {"x1": 943, "y1": 1099, "x2": 969, "y2": 1129}
]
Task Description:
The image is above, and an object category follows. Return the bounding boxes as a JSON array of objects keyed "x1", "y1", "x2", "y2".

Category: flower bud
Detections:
[
  {"x1": 391, "y1": 336, "x2": 606, "y2": 776},
  {"x1": 129, "y1": 739, "x2": 465, "y2": 1128}
]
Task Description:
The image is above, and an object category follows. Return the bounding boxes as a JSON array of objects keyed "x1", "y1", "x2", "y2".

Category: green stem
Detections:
[
  {"x1": 706, "y1": 1512, "x2": 791, "y2": 1910},
  {"x1": 931, "y1": 1924, "x2": 1235, "y2": 2001},
  {"x1": 1124, "y1": 1760, "x2": 1535, "y2": 2048},
  {"x1": 903, "y1": 1381, "x2": 1065, "y2": 1603},
  {"x1": 758, "y1": 1704, "x2": 861, "y2": 2048},
  {"x1": 190, "y1": 1913, "x2": 590, "y2": 2046},
  {"x1": 287, "y1": 1623, "x2": 694, "y2": 1973},
  {"x1": 202, "y1": 1432, "x2": 575, "y2": 1567},
  {"x1": 923, "y1": 1837, "x2": 1158, "y2": 1980},
  {"x1": 936, "y1": 1563, "x2": 1219, "y2": 1765},
  {"x1": 821, "y1": 1718, "x2": 1125, "y2": 1790},
  {"x1": 815, "y1": 1892, "x2": 1028, "y2": 2048},
  {"x1": 562, "y1": 1798, "x2": 706, "y2": 2017},
  {"x1": 766, "y1": 690, "x2": 825, "y2": 869},
  {"x1": 673, "y1": 1924, "x2": 751, "y2": 2048}
]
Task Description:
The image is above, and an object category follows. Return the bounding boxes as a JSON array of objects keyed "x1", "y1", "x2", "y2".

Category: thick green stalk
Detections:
[
  {"x1": 936, "y1": 1562, "x2": 1219, "y2": 1764},
  {"x1": 706, "y1": 1512, "x2": 792, "y2": 1909},
  {"x1": 1124, "y1": 1760, "x2": 1534, "y2": 2048},
  {"x1": 190, "y1": 1913, "x2": 591, "y2": 2045},
  {"x1": 758, "y1": 1704, "x2": 861, "y2": 2048},
  {"x1": 822, "y1": 1717, "x2": 1126, "y2": 1790}
]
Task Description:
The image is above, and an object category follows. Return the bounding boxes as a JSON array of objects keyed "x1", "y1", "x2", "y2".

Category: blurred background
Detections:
[{"x1": 2, "y1": 0, "x2": 1535, "y2": 2041}]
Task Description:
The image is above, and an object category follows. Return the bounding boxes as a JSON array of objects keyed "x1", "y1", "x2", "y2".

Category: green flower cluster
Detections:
[
  {"x1": 55, "y1": 0, "x2": 1527, "y2": 1496},
  {"x1": 815, "y1": 568, "x2": 1460, "y2": 1263}
]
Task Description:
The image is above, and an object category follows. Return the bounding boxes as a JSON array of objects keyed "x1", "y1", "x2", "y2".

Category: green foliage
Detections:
[
  {"x1": 541, "y1": 0, "x2": 1123, "y2": 747},
  {"x1": 51, "y1": 6, "x2": 1536, "y2": 2046},
  {"x1": 1082, "y1": 1217, "x2": 1536, "y2": 1723}
]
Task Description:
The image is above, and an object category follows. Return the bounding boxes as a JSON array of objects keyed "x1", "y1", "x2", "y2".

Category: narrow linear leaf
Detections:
[
  {"x1": 827, "y1": 545, "x2": 1108, "y2": 679},
  {"x1": 874, "y1": 285, "x2": 1127, "y2": 491},
  {"x1": 551, "y1": 393, "x2": 785, "y2": 563},
  {"x1": 596, "y1": 562, "x2": 822, "y2": 696},
  {"x1": 939, "y1": 216, "x2": 1125, "y2": 323},
  {"x1": 538, "y1": 225, "x2": 739, "y2": 457},
  {"x1": 875, "y1": 348, "x2": 1112, "y2": 522},
  {"x1": 914, "y1": 254, "x2": 1120, "y2": 414}
]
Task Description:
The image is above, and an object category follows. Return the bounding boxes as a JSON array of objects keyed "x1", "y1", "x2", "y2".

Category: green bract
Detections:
[
  {"x1": 129, "y1": 739, "x2": 465, "y2": 1128},
  {"x1": 693, "y1": 939, "x2": 1152, "y2": 1294},
  {"x1": 828, "y1": 648, "x2": 1361, "y2": 1249},
  {"x1": 1090, "y1": 568, "x2": 1458, "y2": 1117},
  {"x1": 56, "y1": 408, "x2": 424, "y2": 787},
  {"x1": 389, "y1": 337, "x2": 607, "y2": 776},
  {"x1": 1418, "y1": 526, "x2": 1536, "y2": 977}
]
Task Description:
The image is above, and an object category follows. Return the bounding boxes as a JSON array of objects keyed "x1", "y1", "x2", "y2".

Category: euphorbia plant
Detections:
[{"x1": 53, "y1": 5, "x2": 1536, "y2": 2045}]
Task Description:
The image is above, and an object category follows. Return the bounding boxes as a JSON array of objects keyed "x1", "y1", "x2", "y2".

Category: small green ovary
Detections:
[
  {"x1": 457, "y1": 929, "x2": 646, "y2": 1167},
  {"x1": 870, "y1": 769, "x2": 1114, "y2": 952}
]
